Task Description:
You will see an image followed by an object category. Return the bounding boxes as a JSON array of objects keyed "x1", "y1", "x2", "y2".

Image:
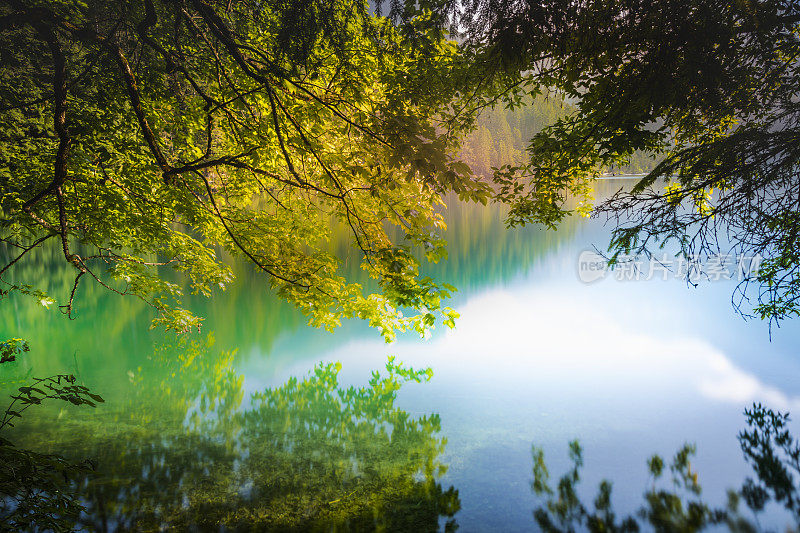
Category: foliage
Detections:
[
  {"x1": 738, "y1": 403, "x2": 800, "y2": 521},
  {"x1": 5, "y1": 0, "x2": 799, "y2": 332},
  {"x1": 0, "y1": 0, "x2": 513, "y2": 339},
  {"x1": 531, "y1": 403, "x2": 800, "y2": 532},
  {"x1": 0, "y1": 373, "x2": 103, "y2": 430},
  {"x1": 0, "y1": 193, "x2": 583, "y2": 391},
  {"x1": 0, "y1": 445, "x2": 93, "y2": 533},
  {"x1": 0, "y1": 342, "x2": 103, "y2": 532},
  {"x1": 20, "y1": 337, "x2": 459, "y2": 530},
  {"x1": 0, "y1": 337, "x2": 28, "y2": 364},
  {"x1": 531, "y1": 441, "x2": 725, "y2": 532},
  {"x1": 429, "y1": 0, "x2": 800, "y2": 322}
]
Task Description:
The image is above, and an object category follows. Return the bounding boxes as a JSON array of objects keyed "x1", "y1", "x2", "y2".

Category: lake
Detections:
[{"x1": 3, "y1": 178, "x2": 800, "y2": 531}]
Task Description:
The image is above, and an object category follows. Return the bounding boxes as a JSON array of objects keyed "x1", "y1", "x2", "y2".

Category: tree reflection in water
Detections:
[
  {"x1": 531, "y1": 404, "x2": 800, "y2": 532},
  {"x1": 23, "y1": 336, "x2": 459, "y2": 531}
]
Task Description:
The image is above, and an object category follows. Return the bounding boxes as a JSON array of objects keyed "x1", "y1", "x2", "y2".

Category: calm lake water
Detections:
[{"x1": 3, "y1": 178, "x2": 800, "y2": 531}]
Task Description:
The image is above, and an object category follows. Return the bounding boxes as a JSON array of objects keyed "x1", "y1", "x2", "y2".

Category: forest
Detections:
[{"x1": 459, "y1": 95, "x2": 658, "y2": 178}]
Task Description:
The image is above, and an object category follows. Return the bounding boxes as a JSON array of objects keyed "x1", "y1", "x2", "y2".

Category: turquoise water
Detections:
[{"x1": 3, "y1": 179, "x2": 800, "y2": 530}]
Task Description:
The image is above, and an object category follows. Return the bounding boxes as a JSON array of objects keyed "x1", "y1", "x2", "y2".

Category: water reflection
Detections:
[
  {"x1": 4, "y1": 179, "x2": 800, "y2": 530},
  {"x1": 434, "y1": 287, "x2": 800, "y2": 412},
  {"x1": 530, "y1": 404, "x2": 800, "y2": 532},
  {"x1": 305, "y1": 271, "x2": 800, "y2": 529},
  {"x1": 0, "y1": 193, "x2": 581, "y2": 382},
  {"x1": 17, "y1": 338, "x2": 458, "y2": 531}
]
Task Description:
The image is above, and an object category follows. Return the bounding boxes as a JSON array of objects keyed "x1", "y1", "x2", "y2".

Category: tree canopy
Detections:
[
  {"x1": 0, "y1": 0, "x2": 515, "y2": 338},
  {"x1": 452, "y1": 0, "x2": 800, "y2": 322},
  {"x1": 3, "y1": 0, "x2": 800, "y2": 335}
]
